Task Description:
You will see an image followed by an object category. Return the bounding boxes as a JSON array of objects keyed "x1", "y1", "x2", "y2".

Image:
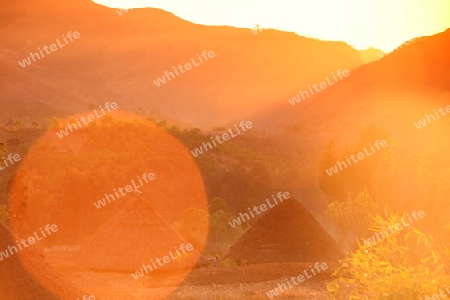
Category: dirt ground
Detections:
[{"x1": 42, "y1": 253, "x2": 336, "y2": 299}]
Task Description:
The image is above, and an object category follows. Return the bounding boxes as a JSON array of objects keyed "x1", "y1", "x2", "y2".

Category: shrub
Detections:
[
  {"x1": 327, "y1": 213, "x2": 450, "y2": 299},
  {"x1": 0, "y1": 204, "x2": 8, "y2": 227},
  {"x1": 326, "y1": 190, "x2": 382, "y2": 243},
  {"x1": 221, "y1": 258, "x2": 238, "y2": 269}
]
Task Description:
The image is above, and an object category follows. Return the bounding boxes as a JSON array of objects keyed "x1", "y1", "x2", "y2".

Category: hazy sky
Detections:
[{"x1": 94, "y1": 0, "x2": 450, "y2": 52}]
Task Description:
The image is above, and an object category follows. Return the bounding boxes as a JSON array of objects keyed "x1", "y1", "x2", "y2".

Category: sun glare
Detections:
[{"x1": 94, "y1": 0, "x2": 450, "y2": 52}]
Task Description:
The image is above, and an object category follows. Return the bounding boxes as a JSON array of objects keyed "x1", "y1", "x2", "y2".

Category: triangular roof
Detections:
[
  {"x1": 227, "y1": 198, "x2": 343, "y2": 263},
  {"x1": 75, "y1": 196, "x2": 201, "y2": 272},
  {"x1": 0, "y1": 223, "x2": 84, "y2": 299}
]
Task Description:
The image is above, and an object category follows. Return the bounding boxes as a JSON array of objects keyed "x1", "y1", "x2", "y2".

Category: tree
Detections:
[
  {"x1": 0, "y1": 205, "x2": 8, "y2": 227},
  {"x1": 318, "y1": 140, "x2": 344, "y2": 201},
  {"x1": 157, "y1": 120, "x2": 167, "y2": 129},
  {"x1": 47, "y1": 116, "x2": 62, "y2": 129},
  {"x1": 0, "y1": 142, "x2": 6, "y2": 160},
  {"x1": 251, "y1": 24, "x2": 263, "y2": 35},
  {"x1": 210, "y1": 210, "x2": 230, "y2": 249},
  {"x1": 210, "y1": 197, "x2": 228, "y2": 214},
  {"x1": 325, "y1": 190, "x2": 382, "y2": 250},
  {"x1": 14, "y1": 120, "x2": 22, "y2": 131},
  {"x1": 209, "y1": 209, "x2": 244, "y2": 253},
  {"x1": 319, "y1": 126, "x2": 392, "y2": 203},
  {"x1": 172, "y1": 207, "x2": 209, "y2": 251},
  {"x1": 14, "y1": 120, "x2": 22, "y2": 138}
]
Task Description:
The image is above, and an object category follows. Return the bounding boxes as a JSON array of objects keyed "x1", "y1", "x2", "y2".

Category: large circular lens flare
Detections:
[{"x1": 8, "y1": 110, "x2": 209, "y2": 299}]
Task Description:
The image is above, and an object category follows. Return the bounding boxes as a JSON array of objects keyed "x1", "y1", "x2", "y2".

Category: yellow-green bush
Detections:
[{"x1": 327, "y1": 213, "x2": 450, "y2": 299}]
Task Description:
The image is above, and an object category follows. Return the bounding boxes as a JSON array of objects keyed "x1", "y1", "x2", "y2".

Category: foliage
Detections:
[
  {"x1": 14, "y1": 120, "x2": 22, "y2": 131},
  {"x1": 319, "y1": 140, "x2": 341, "y2": 200},
  {"x1": 172, "y1": 207, "x2": 209, "y2": 251},
  {"x1": 318, "y1": 125, "x2": 392, "y2": 203},
  {"x1": 220, "y1": 258, "x2": 238, "y2": 269},
  {"x1": 0, "y1": 142, "x2": 6, "y2": 159},
  {"x1": 210, "y1": 197, "x2": 228, "y2": 214},
  {"x1": 173, "y1": 201, "x2": 245, "y2": 255},
  {"x1": 9, "y1": 116, "x2": 208, "y2": 243},
  {"x1": 46, "y1": 116, "x2": 62, "y2": 129},
  {"x1": 164, "y1": 125, "x2": 294, "y2": 214},
  {"x1": 326, "y1": 190, "x2": 382, "y2": 243},
  {"x1": 209, "y1": 209, "x2": 244, "y2": 252},
  {"x1": 327, "y1": 213, "x2": 450, "y2": 299},
  {"x1": 0, "y1": 204, "x2": 8, "y2": 227},
  {"x1": 6, "y1": 116, "x2": 293, "y2": 246}
]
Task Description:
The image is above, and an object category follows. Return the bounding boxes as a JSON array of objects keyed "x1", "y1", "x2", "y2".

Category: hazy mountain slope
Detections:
[
  {"x1": 248, "y1": 29, "x2": 450, "y2": 238},
  {"x1": 254, "y1": 28, "x2": 450, "y2": 132},
  {"x1": 1, "y1": 0, "x2": 365, "y2": 126}
]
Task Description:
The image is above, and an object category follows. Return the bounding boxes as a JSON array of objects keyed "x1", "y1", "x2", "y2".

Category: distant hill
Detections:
[
  {"x1": 359, "y1": 47, "x2": 385, "y2": 64},
  {"x1": 0, "y1": 0, "x2": 366, "y2": 126},
  {"x1": 250, "y1": 28, "x2": 450, "y2": 240},
  {"x1": 255, "y1": 28, "x2": 450, "y2": 132}
]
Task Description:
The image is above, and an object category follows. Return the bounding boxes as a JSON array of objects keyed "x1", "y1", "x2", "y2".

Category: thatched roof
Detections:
[
  {"x1": 75, "y1": 196, "x2": 202, "y2": 272},
  {"x1": 226, "y1": 198, "x2": 343, "y2": 263},
  {"x1": 0, "y1": 223, "x2": 84, "y2": 299}
]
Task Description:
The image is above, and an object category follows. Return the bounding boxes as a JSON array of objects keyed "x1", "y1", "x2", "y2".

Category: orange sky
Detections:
[{"x1": 94, "y1": 0, "x2": 450, "y2": 52}]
